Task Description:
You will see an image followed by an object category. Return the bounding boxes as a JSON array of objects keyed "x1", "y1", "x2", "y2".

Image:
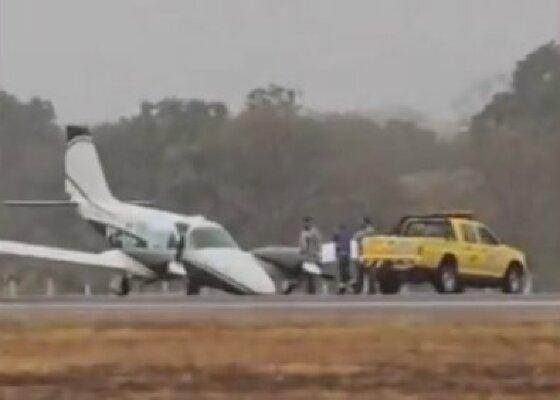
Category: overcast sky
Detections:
[{"x1": 1, "y1": 0, "x2": 558, "y2": 124}]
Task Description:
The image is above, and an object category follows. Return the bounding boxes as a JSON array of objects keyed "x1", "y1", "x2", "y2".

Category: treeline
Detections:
[
  {"x1": 94, "y1": 91, "x2": 461, "y2": 246},
  {"x1": 1, "y1": 43, "x2": 560, "y2": 291}
]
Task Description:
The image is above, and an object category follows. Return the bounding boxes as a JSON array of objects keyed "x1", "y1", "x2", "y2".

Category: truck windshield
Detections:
[
  {"x1": 190, "y1": 227, "x2": 238, "y2": 249},
  {"x1": 403, "y1": 220, "x2": 455, "y2": 240}
]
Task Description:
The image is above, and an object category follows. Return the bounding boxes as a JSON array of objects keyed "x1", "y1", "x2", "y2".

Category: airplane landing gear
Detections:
[
  {"x1": 110, "y1": 275, "x2": 131, "y2": 296},
  {"x1": 305, "y1": 275, "x2": 317, "y2": 294},
  {"x1": 185, "y1": 278, "x2": 201, "y2": 295}
]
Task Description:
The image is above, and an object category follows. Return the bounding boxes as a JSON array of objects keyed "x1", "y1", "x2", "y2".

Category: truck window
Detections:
[
  {"x1": 403, "y1": 220, "x2": 455, "y2": 240},
  {"x1": 478, "y1": 226, "x2": 500, "y2": 245},
  {"x1": 460, "y1": 223, "x2": 478, "y2": 243}
]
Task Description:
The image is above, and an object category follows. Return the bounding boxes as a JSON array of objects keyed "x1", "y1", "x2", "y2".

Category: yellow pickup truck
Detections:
[{"x1": 360, "y1": 212, "x2": 528, "y2": 294}]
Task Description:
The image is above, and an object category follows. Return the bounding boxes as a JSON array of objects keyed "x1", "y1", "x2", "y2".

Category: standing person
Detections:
[
  {"x1": 352, "y1": 217, "x2": 376, "y2": 294},
  {"x1": 299, "y1": 216, "x2": 322, "y2": 294},
  {"x1": 334, "y1": 223, "x2": 353, "y2": 294}
]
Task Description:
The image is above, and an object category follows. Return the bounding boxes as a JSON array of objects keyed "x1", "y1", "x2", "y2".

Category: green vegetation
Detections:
[{"x1": 1, "y1": 43, "x2": 560, "y2": 291}]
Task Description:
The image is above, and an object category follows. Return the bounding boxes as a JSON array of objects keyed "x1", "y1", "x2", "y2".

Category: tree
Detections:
[
  {"x1": 471, "y1": 42, "x2": 560, "y2": 136},
  {"x1": 245, "y1": 84, "x2": 301, "y2": 116}
]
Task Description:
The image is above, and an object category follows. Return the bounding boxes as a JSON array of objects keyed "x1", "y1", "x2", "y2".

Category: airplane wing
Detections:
[
  {"x1": 5, "y1": 200, "x2": 154, "y2": 207},
  {"x1": 252, "y1": 242, "x2": 356, "y2": 266},
  {"x1": 252, "y1": 246, "x2": 335, "y2": 279},
  {"x1": 4, "y1": 200, "x2": 78, "y2": 207},
  {"x1": 0, "y1": 240, "x2": 155, "y2": 278}
]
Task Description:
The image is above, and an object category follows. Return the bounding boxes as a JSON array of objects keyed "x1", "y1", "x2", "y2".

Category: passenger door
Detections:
[
  {"x1": 457, "y1": 222, "x2": 482, "y2": 276},
  {"x1": 476, "y1": 225, "x2": 504, "y2": 278}
]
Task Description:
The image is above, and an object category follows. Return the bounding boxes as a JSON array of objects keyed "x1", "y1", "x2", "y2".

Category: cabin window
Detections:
[
  {"x1": 190, "y1": 227, "x2": 238, "y2": 249},
  {"x1": 118, "y1": 231, "x2": 147, "y2": 249}
]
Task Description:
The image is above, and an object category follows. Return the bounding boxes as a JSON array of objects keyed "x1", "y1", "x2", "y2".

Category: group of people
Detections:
[{"x1": 298, "y1": 216, "x2": 376, "y2": 294}]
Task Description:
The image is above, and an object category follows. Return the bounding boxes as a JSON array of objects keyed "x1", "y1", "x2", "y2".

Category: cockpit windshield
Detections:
[{"x1": 190, "y1": 226, "x2": 238, "y2": 249}]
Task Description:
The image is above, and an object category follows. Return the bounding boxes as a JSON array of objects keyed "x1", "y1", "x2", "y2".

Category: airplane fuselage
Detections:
[{"x1": 74, "y1": 199, "x2": 276, "y2": 294}]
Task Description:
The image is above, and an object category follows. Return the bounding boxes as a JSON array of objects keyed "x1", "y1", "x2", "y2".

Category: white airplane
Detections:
[{"x1": 0, "y1": 126, "x2": 276, "y2": 295}]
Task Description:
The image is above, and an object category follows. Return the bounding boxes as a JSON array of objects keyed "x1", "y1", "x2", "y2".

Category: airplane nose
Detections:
[
  {"x1": 235, "y1": 253, "x2": 276, "y2": 295},
  {"x1": 194, "y1": 249, "x2": 276, "y2": 295},
  {"x1": 248, "y1": 266, "x2": 276, "y2": 295}
]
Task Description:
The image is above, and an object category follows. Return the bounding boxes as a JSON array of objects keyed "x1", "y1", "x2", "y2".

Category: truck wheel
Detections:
[
  {"x1": 503, "y1": 263, "x2": 524, "y2": 294},
  {"x1": 435, "y1": 259, "x2": 460, "y2": 294},
  {"x1": 377, "y1": 262, "x2": 401, "y2": 294}
]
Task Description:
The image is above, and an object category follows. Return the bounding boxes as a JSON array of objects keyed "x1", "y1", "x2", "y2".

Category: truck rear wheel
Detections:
[
  {"x1": 377, "y1": 262, "x2": 401, "y2": 294},
  {"x1": 435, "y1": 258, "x2": 461, "y2": 294}
]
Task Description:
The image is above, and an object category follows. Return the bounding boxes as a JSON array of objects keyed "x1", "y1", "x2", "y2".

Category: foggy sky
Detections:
[{"x1": 1, "y1": 0, "x2": 557, "y2": 124}]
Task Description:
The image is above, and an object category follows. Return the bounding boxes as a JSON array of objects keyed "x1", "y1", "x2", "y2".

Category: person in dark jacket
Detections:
[
  {"x1": 334, "y1": 223, "x2": 353, "y2": 294},
  {"x1": 352, "y1": 216, "x2": 376, "y2": 294}
]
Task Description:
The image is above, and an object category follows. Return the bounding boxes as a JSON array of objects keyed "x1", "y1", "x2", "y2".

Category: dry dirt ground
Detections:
[{"x1": 0, "y1": 318, "x2": 558, "y2": 399}]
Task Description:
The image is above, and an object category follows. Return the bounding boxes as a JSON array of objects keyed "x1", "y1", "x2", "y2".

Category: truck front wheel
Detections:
[
  {"x1": 377, "y1": 262, "x2": 401, "y2": 294},
  {"x1": 503, "y1": 263, "x2": 524, "y2": 294}
]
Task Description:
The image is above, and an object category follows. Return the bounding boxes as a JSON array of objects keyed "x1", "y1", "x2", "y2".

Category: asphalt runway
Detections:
[{"x1": 0, "y1": 293, "x2": 559, "y2": 322}]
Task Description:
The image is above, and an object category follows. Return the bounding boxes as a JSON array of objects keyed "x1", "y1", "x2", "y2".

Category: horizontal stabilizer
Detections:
[{"x1": 4, "y1": 200, "x2": 78, "y2": 207}]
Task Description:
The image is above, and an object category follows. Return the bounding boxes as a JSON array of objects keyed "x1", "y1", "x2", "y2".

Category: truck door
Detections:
[
  {"x1": 457, "y1": 222, "x2": 481, "y2": 275},
  {"x1": 476, "y1": 224, "x2": 504, "y2": 278}
]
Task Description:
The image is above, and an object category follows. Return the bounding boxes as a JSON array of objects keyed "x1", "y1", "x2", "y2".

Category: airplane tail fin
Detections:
[{"x1": 65, "y1": 126, "x2": 115, "y2": 204}]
